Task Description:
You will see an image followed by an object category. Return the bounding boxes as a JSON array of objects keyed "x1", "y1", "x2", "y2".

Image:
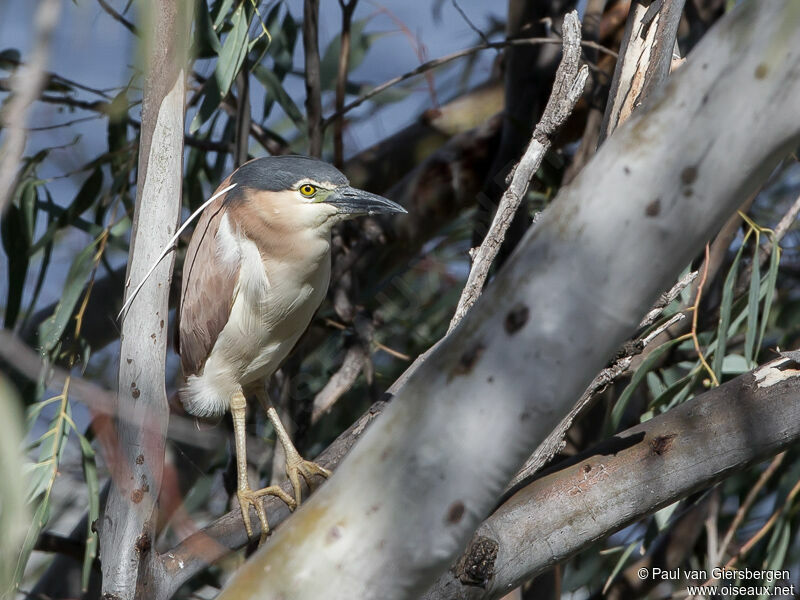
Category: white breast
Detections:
[{"x1": 181, "y1": 213, "x2": 331, "y2": 416}]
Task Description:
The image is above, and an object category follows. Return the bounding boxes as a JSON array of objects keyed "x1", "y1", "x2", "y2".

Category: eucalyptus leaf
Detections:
[
  {"x1": 252, "y1": 63, "x2": 304, "y2": 129},
  {"x1": 320, "y1": 19, "x2": 376, "y2": 90},
  {"x1": 38, "y1": 237, "x2": 101, "y2": 354},
  {"x1": 215, "y1": 0, "x2": 250, "y2": 99},
  {"x1": 76, "y1": 432, "x2": 99, "y2": 592},
  {"x1": 756, "y1": 241, "x2": 780, "y2": 357},
  {"x1": 610, "y1": 336, "x2": 686, "y2": 432},
  {"x1": 712, "y1": 241, "x2": 746, "y2": 379},
  {"x1": 194, "y1": 0, "x2": 222, "y2": 58},
  {"x1": 744, "y1": 244, "x2": 761, "y2": 365}
]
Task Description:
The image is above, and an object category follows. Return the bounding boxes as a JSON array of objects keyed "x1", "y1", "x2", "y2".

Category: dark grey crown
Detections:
[{"x1": 230, "y1": 156, "x2": 349, "y2": 193}]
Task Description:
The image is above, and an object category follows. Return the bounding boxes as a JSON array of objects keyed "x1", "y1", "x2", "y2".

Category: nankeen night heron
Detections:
[{"x1": 176, "y1": 155, "x2": 406, "y2": 540}]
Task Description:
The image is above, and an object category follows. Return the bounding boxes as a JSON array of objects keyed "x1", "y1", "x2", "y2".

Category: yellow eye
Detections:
[{"x1": 299, "y1": 184, "x2": 317, "y2": 197}]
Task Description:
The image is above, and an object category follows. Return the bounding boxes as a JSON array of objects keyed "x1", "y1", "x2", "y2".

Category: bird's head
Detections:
[{"x1": 226, "y1": 156, "x2": 406, "y2": 232}]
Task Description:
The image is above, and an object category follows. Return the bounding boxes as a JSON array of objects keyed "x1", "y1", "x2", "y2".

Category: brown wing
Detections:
[{"x1": 177, "y1": 186, "x2": 240, "y2": 377}]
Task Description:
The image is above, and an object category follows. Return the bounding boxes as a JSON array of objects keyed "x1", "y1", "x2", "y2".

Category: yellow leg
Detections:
[
  {"x1": 256, "y1": 389, "x2": 331, "y2": 505},
  {"x1": 231, "y1": 390, "x2": 296, "y2": 543}
]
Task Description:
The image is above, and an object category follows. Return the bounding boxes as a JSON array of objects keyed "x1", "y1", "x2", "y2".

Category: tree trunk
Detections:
[{"x1": 99, "y1": 2, "x2": 192, "y2": 598}]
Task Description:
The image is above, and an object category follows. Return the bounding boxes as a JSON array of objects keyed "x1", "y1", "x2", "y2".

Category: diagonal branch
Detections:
[
  {"x1": 421, "y1": 355, "x2": 800, "y2": 599},
  {"x1": 449, "y1": 12, "x2": 588, "y2": 331}
]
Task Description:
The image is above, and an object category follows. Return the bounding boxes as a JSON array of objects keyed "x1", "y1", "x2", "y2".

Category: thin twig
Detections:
[
  {"x1": 717, "y1": 451, "x2": 786, "y2": 561},
  {"x1": 334, "y1": 0, "x2": 358, "y2": 167},
  {"x1": 449, "y1": 11, "x2": 588, "y2": 331},
  {"x1": 97, "y1": 0, "x2": 138, "y2": 34},
  {"x1": 452, "y1": 0, "x2": 492, "y2": 47},
  {"x1": 773, "y1": 192, "x2": 800, "y2": 242},
  {"x1": 505, "y1": 312, "x2": 688, "y2": 491},
  {"x1": 725, "y1": 476, "x2": 800, "y2": 563},
  {"x1": 639, "y1": 270, "x2": 698, "y2": 328},
  {"x1": 321, "y1": 36, "x2": 613, "y2": 129},
  {"x1": 506, "y1": 269, "x2": 698, "y2": 490},
  {"x1": 0, "y1": 0, "x2": 61, "y2": 216},
  {"x1": 691, "y1": 243, "x2": 719, "y2": 386},
  {"x1": 695, "y1": 473, "x2": 800, "y2": 592},
  {"x1": 304, "y1": 0, "x2": 323, "y2": 157},
  {"x1": 311, "y1": 345, "x2": 368, "y2": 424}
]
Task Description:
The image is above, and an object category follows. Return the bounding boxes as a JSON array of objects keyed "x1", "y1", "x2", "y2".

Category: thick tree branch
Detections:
[
  {"x1": 422, "y1": 354, "x2": 800, "y2": 599},
  {"x1": 215, "y1": 2, "x2": 800, "y2": 599},
  {"x1": 99, "y1": 3, "x2": 192, "y2": 598}
]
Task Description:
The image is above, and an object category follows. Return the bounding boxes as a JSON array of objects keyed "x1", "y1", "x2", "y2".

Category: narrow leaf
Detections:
[
  {"x1": 712, "y1": 241, "x2": 746, "y2": 378},
  {"x1": 756, "y1": 241, "x2": 780, "y2": 356},
  {"x1": 38, "y1": 238, "x2": 101, "y2": 353},
  {"x1": 215, "y1": 1, "x2": 250, "y2": 99},
  {"x1": 610, "y1": 336, "x2": 687, "y2": 431},
  {"x1": 744, "y1": 244, "x2": 761, "y2": 365}
]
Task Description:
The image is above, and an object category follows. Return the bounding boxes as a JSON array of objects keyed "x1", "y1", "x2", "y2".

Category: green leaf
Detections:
[
  {"x1": 712, "y1": 241, "x2": 746, "y2": 379},
  {"x1": 252, "y1": 64, "x2": 304, "y2": 129},
  {"x1": 0, "y1": 376, "x2": 28, "y2": 596},
  {"x1": 760, "y1": 520, "x2": 790, "y2": 600},
  {"x1": 602, "y1": 540, "x2": 638, "y2": 594},
  {"x1": 194, "y1": 0, "x2": 222, "y2": 58},
  {"x1": 107, "y1": 92, "x2": 130, "y2": 172},
  {"x1": 744, "y1": 244, "x2": 761, "y2": 365},
  {"x1": 650, "y1": 371, "x2": 695, "y2": 413},
  {"x1": 721, "y1": 354, "x2": 749, "y2": 374},
  {"x1": 37, "y1": 237, "x2": 101, "y2": 354},
  {"x1": 20, "y1": 190, "x2": 55, "y2": 333},
  {"x1": 645, "y1": 371, "x2": 666, "y2": 399},
  {"x1": 76, "y1": 432, "x2": 99, "y2": 592},
  {"x1": 29, "y1": 168, "x2": 103, "y2": 255},
  {"x1": 11, "y1": 497, "x2": 49, "y2": 596},
  {"x1": 756, "y1": 242, "x2": 780, "y2": 357},
  {"x1": 213, "y1": 0, "x2": 236, "y2": 29},
  {"x1": 1, "y1": 183, "x2": 36, "y2": 328},
  {"x1": 653, "y1": 500, "x2": 680, "y2": 531},
  {"x1": 319, "y1": 19, "x2": 376, "y2": 90},
  {"x1": 215, "y1": 0, "x2": 250, "y2": 99},
  {"x1": 189, "y1": 76, "x2": 222, "y2": 134},
  {"x1": 267, "y1": 6, "x2": 297, "y2": 78},
  {"x1": 610, "y1": 336, "x2": 686, "y2": 432},
  {"x1": 0, "y1": 48, "x2": 21, "y2": 71}
]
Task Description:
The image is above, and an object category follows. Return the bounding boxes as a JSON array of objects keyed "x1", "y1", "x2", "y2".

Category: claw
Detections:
[
  {"x1": 237, "y1": 485, "x2": 297, "y2": 544},
  {"x1": 285, "y1": 450, "x2": 332, "y2": 505}
]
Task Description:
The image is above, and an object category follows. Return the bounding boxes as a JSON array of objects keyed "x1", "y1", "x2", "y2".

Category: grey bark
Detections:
[
  {"x1": 99, "y1": 2, "x2": 192, "y2": 599},
  {"x1": 422, "y1": 355, "x2": 800, "y2": 599},
  {"x1": 216, "y1": 2, "x2": 800, "y2": 599}
]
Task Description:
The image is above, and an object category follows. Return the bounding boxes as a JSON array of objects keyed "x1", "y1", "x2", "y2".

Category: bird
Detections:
[{"x1": 176, "y1": 155, "x2": 406, "y2": 541}]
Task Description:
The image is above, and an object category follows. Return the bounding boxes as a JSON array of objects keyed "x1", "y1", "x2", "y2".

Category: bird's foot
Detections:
[
  {"x1": 284, "y1": 449, "x2": 332, "y2": 506},
  {"x1": 237, "y1": 485, "x2": 296, "y2": 544}
]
